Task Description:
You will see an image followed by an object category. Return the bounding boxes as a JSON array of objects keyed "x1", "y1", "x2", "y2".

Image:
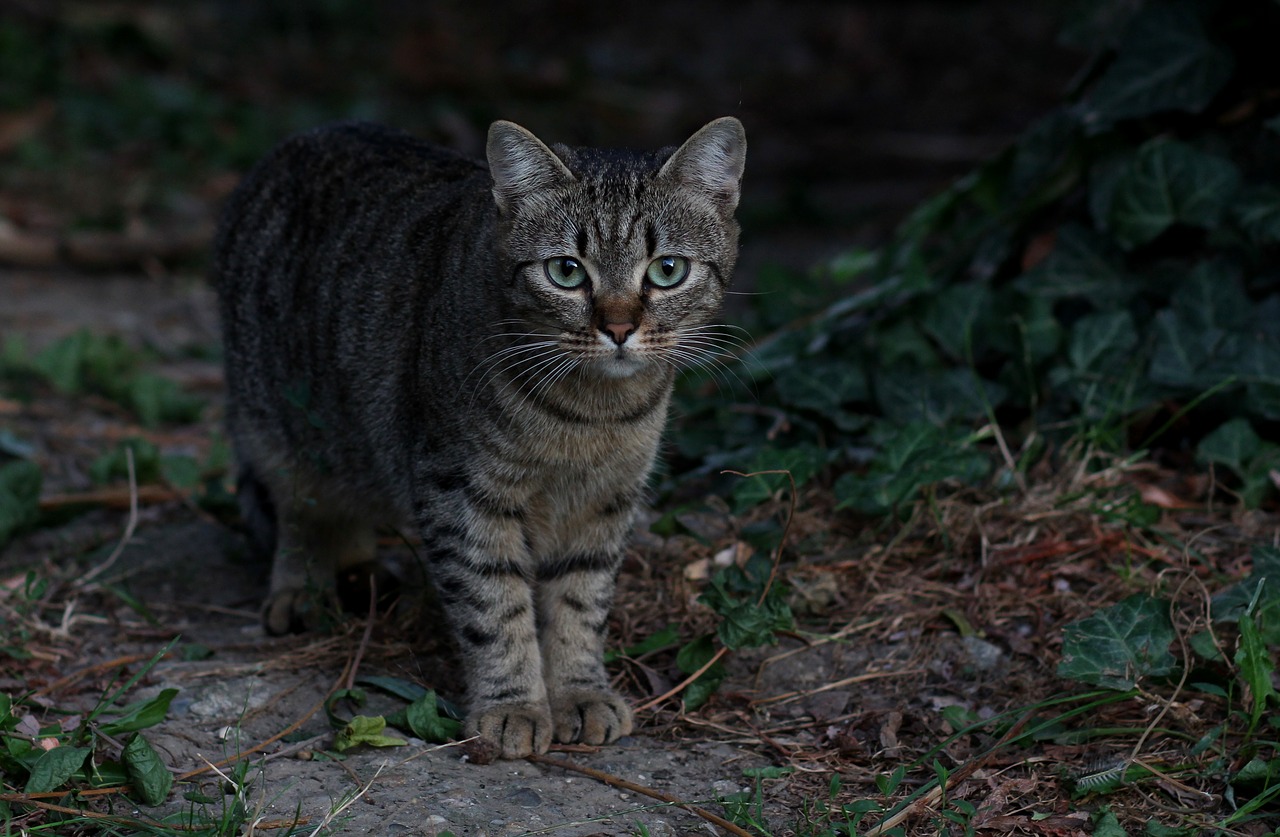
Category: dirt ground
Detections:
[{"x1": 0, "y1": 3, "x2": 1124, "y2": 835}]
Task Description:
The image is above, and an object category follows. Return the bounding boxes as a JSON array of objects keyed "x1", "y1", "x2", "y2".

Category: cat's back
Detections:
[{"x1": 215, "y1": 122, "x2": 483, "y2": 262}]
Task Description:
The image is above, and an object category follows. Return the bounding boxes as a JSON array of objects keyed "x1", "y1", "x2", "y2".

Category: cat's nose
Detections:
[{"x1": 602, "y1": 321, "x2": 636, "y2": 345}]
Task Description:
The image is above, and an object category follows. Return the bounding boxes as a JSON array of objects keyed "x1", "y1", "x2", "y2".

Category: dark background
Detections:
[{"x1": 0, "y1": 0, "x2": 1082, "y2": 306}]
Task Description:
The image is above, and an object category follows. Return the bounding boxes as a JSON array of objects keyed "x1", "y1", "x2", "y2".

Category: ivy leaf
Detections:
[
  {"x1": 835, "y1": 421, "x2": 990, "y2": 516},
  {"x1": 333, "y1": 715, "x2": 406, "y2": 751},
  {"x1": 1148, "y1": 309, "x2": 1241, "y2": 392},
  {"x1": 25, "y1": 745, "x2": 90, "y2": 793},
  {"x1": 729, "y1": 445, "x2": 825, "y2": 513},
  {"x1": 1106, "y1": 138, "x2": 1241, "y2": 249},
  {"x1": 773, "y1": 360, "x2": 868, "y2": 415},
  {"x1": 700, "y1": 563, "x2": 793, "y2": 651},
  {"x1": 1084, "y1": 4, "x2": 1233, "y2": 128},
  {"x1": 1211, "y1": 546, "x2": 1280, "y2": 645},
  {"x1": 1197, "y1": 419, "x2": 1261, "y2": 476},
  {"x1": 122, "y1": 734, "x2": 172, "y2": 806},
  {"x1": 1068, "y1": 310, "x2": 1137, "y2": 372},
  {"x1": 920, "y1": 284, "x2": 993, "y2": 362},
  {"x1": 875, "y1": 368, "x2": 1007, "y2": 425},
  {"x1": 1233, "y1": 185, "x2": 1280, "y2": 244},
  {"x1": 1058, "y1": 594, "x2": 1177, "y2": 690},
  {"x1": 1014, "y1": 224, "x2": 1135, "y2": 307},
  {"x1": 1197, "y1": 419, "x2": 1280, "y2": 508},
  {"x1": 1171, "y1": 260, "x2": 1251, "y2": 333}
]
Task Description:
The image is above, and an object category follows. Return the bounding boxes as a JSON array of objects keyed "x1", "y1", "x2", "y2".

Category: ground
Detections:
[{"x1": 3, "y1": 3, "x2": 1277, "y2": 836}]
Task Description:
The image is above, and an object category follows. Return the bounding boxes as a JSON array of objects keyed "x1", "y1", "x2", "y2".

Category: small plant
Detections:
[{"x1": 0, "y1": 639, "x2": 179, "y2": 824}]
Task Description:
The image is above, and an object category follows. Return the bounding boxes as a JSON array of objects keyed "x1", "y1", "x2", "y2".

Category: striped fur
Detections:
[{"x1": 214, "y1": 118, "x2": 745, "y2": 758}]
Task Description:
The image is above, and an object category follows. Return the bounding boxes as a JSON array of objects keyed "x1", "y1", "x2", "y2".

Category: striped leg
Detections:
[
  {"x1": 418, "y1": 488, "x2": 551, "y2": 758},
  {"x1": 537, "y1": 550, "x2": 633, "y2": 745}
]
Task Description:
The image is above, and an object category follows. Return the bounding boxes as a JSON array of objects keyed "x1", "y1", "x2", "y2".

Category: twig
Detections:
[
  {"x1": 634, "y1": 646, "x2": 730, "y2": 714},
  {"x1": 527, "y1": 753, "x2": 753, "y2": 837},
  {"x1": 864, "y1": 710, "x2": 1035, "y2": 836},
  {"x1": 34, "y1": 651, "x2": 173, "y2": 697},
  {"x1": 0, "y1": 795, "x2": 307, "y2": 831},
  {"x1": 636, "y1": 469, "x2": 798, "y2": 715},
  {"x1": 39, "y1": 484, "x2": 181, "y2": 511},
  {"x1": 79, "y1": 447, "x2": 139, "y2": 585},
  {"x1": 749, "y1": 669, "x2": 924, "y2": 708}
]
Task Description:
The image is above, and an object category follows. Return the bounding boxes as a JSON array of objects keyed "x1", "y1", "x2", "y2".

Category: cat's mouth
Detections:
[{"x1": 593, "y1": 348, "x2": 646, "y2": 379}]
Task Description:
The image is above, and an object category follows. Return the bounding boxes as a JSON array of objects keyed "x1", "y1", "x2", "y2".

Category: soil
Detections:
[{"x1": 0, "y1": 3, "x2": 1121, "y2": 835}]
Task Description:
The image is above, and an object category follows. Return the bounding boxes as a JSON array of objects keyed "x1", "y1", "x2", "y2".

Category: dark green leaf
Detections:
[
  {"x1": 1014, "y1": 225, "x2": 1134, "y2": 307},
  {"x1": 1084, "y1": 4, "x2": 1232, "y2": 127},
  {"x1": 130, "y1": 373, "x2": 204, "y2": 427},
  {"x1": 1068, "y1": 311, "x2": 1137, "y2": 372},
  {"x1": 1058, "y1": 594, "x2": 1177, "y2": 689},
  {"x1": 99, "y1": 688, "x2": 179, "y2": 736},
  {"x1": 90, "y1": 437, "x2": 160, "y2": 485},
  {"x1": 773, "y1": 360, "x2": 867, "y2": 414},
  {"x1": 0, "y1": 459, "x2": 42, "y2": 546},
  {"x1": 160, "y1": 455, "x2": 202, "y2": 489},
  {"x1": 1171, "y1": 260, "x2": 1251, "y2": 333},
  {"x1": 729, "y1": 445, "x2": 824, "y2": 513},
  {"x1": 920, "y1": 284, "x2": 993, "y2": 362},
  {"x1": 1148, "y1": 309, "x2": 1241, "y2": 392},
  {"x1": 401, "y1": 691, "x2": 462, "y2": 743},
  {"x1": 357, "y1": 675, "x2": 426, "y2": 702},
  {"x1": 1106, "y1": 139, "x2": 1241, "y2": 249},
  {"x1": 1233, "y1": 185, "x2": 1280, "y2": 243},
  {"x1": 875, "y1": 368, "x2": 1006, "y2": 425},
  {"x1": 605, "y1": 624, "x2": 680, "y2": 663},
  {"x1": 25, "y1": 745, "x2": 90, "y2": 793},
  {"x1": 834, "y1": 422, "x2": 990, "y2": 515},
  {"x1": 1211, "y1": 546, "x2": 1280, "y2": 645},
  {"x1": 1197, "y1": 418, "x2": 1260, "y2": 476},
  {"x1": 122, "y1": 733, "x2": 172, "y2": 805}
]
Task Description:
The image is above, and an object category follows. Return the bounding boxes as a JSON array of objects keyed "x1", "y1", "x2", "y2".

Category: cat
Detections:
[{"x1": 213, "y1": 116, "x2": 746, "y2": 758}]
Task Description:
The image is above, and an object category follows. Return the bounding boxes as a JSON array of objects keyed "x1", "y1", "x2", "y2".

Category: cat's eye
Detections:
[
  {"x1": 544, "y1": 256, "x2": 588, "y2": 289},
  {"x1": 645, "y1": 256, "x2": 690, "y2": 288}
]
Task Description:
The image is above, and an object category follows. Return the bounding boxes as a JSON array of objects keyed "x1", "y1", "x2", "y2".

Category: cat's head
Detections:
[{"x1": 486, "y1": 117, "x2": 745, "y2": 380}]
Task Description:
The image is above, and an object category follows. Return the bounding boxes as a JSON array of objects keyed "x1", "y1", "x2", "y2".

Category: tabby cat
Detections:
[{"x1": 214, "y1": 116, "x2": 746, "y2": 758}]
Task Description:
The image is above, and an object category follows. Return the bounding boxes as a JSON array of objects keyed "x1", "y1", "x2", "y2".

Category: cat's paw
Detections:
[
  {"x1": 468, "y1": 702, "x2": 553, "y2": 759},
  {"x1": 261, "y1": 587, "x2": 335, "y2": 635},
  {"x1": 550, "y1": 688, "x2": 633, "y2": 746}
]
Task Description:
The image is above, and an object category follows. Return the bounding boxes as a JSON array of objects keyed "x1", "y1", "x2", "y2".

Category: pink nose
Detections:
[{"x1": 603, "y1": 321, "x2": 636, "y2": 345}]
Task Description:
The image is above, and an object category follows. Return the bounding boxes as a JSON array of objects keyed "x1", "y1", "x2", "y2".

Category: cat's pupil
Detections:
[{"x1": 659, "y1": 258, "x2": 676, "y2": 276}]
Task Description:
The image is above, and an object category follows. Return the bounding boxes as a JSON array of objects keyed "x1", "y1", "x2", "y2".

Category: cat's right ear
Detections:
[{"x1": 487, "y1": 121, "x2": 575, "y2": 212}]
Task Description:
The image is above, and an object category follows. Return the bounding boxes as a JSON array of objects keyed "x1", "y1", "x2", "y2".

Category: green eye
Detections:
[
  {"x1": 646, "y1": 256, "x2": 690, "y2": 288},
  {"x1": 545, "y1": 256, "x2": 588, "y2": 289}
]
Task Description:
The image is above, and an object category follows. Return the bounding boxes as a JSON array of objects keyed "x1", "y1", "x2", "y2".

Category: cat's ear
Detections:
[
  {"x1": 659, "y1": 117, "x2": 746, "y2": 213},
  {"x1": 487, "y1": 121, "x2": 575, "y2": 211}
]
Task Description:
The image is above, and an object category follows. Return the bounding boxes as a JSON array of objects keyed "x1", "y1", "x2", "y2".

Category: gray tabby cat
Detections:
[{"x1": 214, "y1": 116, "x2": 746, "y2": 758}]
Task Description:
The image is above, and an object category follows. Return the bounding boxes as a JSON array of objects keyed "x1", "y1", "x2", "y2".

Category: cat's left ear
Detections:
[
  {"x1": 487, "y1": 121, "x2": 575, "y2": 212},
  {"x1": 659, "y1": 117, "x2": 747, "y2": 213}
]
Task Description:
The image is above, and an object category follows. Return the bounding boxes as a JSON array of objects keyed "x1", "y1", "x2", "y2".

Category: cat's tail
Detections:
[{"x1": 236, "y1": 461, "x2": 278, "y2": 562}]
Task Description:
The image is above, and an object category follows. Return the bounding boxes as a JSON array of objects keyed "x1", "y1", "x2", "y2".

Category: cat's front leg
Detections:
[
  {"x1": 536, "y1": 550, "x2": 633, "y2": 746},
  {"x1": 425, "y1": 514, "x2": 552, "y2": 758}
]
